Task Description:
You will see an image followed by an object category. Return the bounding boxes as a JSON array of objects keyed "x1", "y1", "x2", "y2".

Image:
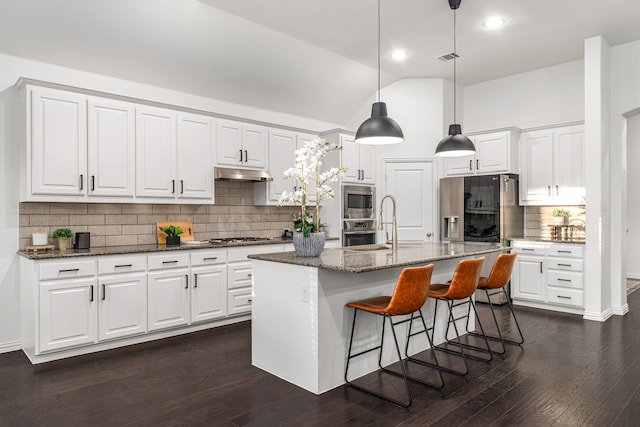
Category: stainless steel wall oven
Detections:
[{"x1": 342, "y1": 185, "x2": 376, "y2": 246}]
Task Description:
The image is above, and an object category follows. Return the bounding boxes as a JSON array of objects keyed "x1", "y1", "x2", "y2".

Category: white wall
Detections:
[{"x1": 463, "y1": 60, "x2": 585, "y2": 131}]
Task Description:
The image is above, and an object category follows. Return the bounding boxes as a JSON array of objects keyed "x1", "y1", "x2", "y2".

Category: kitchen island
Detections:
[{"x1": 248, "y1": 242, "x2": 509, "y2": 394}]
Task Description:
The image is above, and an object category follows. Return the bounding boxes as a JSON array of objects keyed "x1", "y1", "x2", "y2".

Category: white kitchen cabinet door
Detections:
[
  {"x1": 242, "y1": 124, "x2": 267, "y2": 168},
  {"x1": 267, "y1": 129, "x2": 296, "y2": 202},
  {"x1": 553, "y1": 126, "x2": 585, "y2": 203},
  {"x1": 227, "y1": 287, "x2": 253, "y2": 316},
  {"x1": 147, "y1": 269, "x2": 190, "y2": 331},
  {"x1": 520, "y1": 130, "x2": 554, "y2": 204},
  {"x1": 228, "y1": 261, "x2": 252, "y2": 289},
  {"x1": 191, "y1": 265, "x2": 227, "y2": 323},
  {"x1": 135, "y1": 106, "x2": 177, "y2": 198},
  {"x1": 38, "y1": 277, "x2": 97, "y2": 353},
  {"x1": 359, "y1": 144, "x2": 376, "y2": 184},
  {"x1": 475, "y1": 132, "x2": 510, "y2": 173},
  {"x1": 383, "y1": 160, "x2": 436, "y2": 242},
  {"x1": 87, "y1": 98, "x2": 135, "y2": 197},
  {"x1": 31, "y1": 87, "x2": 87, "y2": 196},
  {"x1": 511, "y1": 254, "x2": 546, "y2": 302},
  {"x1": 177, "y1": 113, "x2": 214, "y2": 200},
  {"x1": 444, "y1": 155, "x2": 475, "y2": 176},
  {"x1": 98, "y1": 272, "x2": 147, "y2": 341},
  {"x1": 341, "y1": 136, "x2": 360, "y2": 182},
  {"x1": 216, "y1": 120, "x2": 243, "y2": 165}
]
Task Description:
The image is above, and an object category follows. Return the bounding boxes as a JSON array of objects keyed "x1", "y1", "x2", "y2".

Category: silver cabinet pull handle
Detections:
[
  {"x1": 521, "y1": 248, "x2": 534, "y2": 251},
  {"x1": 558, "y1": 250, "x2": 572, "y2": 253},
  {"x1": 203, "y1": 257, "x2": 218, "y2": 261},
  {"x1": 558, "y1": 278, "x2": 572, "y2": 282},
  {"x1": 557, "y1": 263, "x2": 572, "y2": 267},
  {"x1": 557, "y1": 295, "x2": 572, "y2": 300}
]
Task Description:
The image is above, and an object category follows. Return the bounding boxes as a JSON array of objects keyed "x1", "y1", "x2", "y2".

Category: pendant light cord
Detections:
[
  {"x1": 453, "y1": 6, "x2": 457, "y2": 123},
  {"x1": 377, "y1": 0, "x2": 381, "y2": 103}
]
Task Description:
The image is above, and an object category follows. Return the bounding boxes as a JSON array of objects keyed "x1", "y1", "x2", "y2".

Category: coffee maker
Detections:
[{"x1": 73, "y1": 232, "x2": 91, "y2": 249}]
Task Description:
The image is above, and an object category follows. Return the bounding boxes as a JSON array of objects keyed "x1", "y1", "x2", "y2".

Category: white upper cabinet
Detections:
[
  {"x1": 443, "y1": 129, "x2": 520, "y2": 177},
  {"x1": 340, "y1": 134, "x2": 376, "y2": 184},
  {"x1": 30, "y1": 87, "x2": 87, "y2": 196},
  {"x1": 87, "y1": 98, "x2": 136, "y2": 197},
  {"x1": 254, "y1": 129, "x2": 318, "y2": 205},
  {"x1": 177, "y1": 113, "x2": 214, "y2": 200},
  {"x1": 519, "y1": 124, "x2": 585, "y2": 205},
  {"x1": 216, "y1": 119, "x2": 267, "y2": 169},
  {"x1": 135, "y1": 106, "x2": 178, "y2": 199},
  {"x1": 136, "y1": 108, "x2": 214, "y2": 201}
]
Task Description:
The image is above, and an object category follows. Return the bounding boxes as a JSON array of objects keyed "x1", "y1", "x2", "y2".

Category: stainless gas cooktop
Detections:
[{"x1": 209, "y1": 237, "x2": 273, "y2": 244}]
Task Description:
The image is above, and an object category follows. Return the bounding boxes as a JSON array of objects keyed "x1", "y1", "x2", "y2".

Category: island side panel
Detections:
[{"x1": 251, "y1": 260, "x2": 321, "y2": 394}]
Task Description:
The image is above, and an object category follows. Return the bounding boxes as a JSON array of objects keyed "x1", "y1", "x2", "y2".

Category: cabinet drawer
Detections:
[
  {"x1": 98, "y1": 255, "x2": 146, "y2": 275},
  {"x1": 191, "y1": 249, "x2": 227, "y2": 266},
  {"x1": 547, "y1": 245, "x2": 584, "y2": 258},
  {"x1": 511, "y1": 242, "x2": 546, "y2": 256},
  {"x1": 227, "y1": 244, "x2": 285, "y2": 262},
  {"x1": 228, "y1": 261, "x2": 252, "y2": 289},
  {"x1": 228, "y1": 287, "x2": 252, "y2": 315},
  {"x1": 39, "y1": 259, "x2": 96, "y2": 280},
  {"x1": 547, "y1": 286, "x2": 584, "y2": 307},
  {"x1": 147, "y1": 253, "x2": 190, "y2": 270},
  {"x1": 546, "y1": 258, "x2": 583, "y2": 272},
  {"x1": 547, "y1": 271, "x2": 583, "y2": 289}
]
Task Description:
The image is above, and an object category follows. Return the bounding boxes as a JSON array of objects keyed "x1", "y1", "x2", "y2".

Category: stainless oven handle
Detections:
[{"x1": 343, "y1": 231, "x2": 377, "y2": 235}]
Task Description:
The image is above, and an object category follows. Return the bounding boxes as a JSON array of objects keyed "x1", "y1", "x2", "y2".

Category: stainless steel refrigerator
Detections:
[{"x1": 440, "y1": 174, "x2": 524, "y2": 303}]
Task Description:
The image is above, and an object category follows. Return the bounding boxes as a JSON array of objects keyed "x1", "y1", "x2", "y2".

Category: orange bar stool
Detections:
[
  {"x1": 468, "y1": 253, "x2": 524, "y2": 354},
  {"x1": 408, "y1": 257, "x2": 491, "y2": 376},
  {"x1": 344, "y1": 264, "x2": 444, "y2": 407}
]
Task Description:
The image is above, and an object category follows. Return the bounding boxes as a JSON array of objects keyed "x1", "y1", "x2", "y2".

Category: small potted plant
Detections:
[
  {"x1": 159, "y1": 225, "x2": 183, "y2": 246},
  {"x1": 277, "y1": 138, "x2": 345, "y2": 257},
  {"x1": 552, "y1": 208, "x2": 571, "y2": 225},
  {"x1": 52, "y1": 228, "x2": 73, "y2": 251}
]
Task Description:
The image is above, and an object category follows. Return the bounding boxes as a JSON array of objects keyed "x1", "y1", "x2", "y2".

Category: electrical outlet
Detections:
[{"x1": 301, "y1": 284, "x2": 309, "y2": 302}]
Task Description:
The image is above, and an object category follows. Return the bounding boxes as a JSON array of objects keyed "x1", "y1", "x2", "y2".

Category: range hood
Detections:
[{"x1": 214, "y1": 167, "x2": 273, "y2": 182}]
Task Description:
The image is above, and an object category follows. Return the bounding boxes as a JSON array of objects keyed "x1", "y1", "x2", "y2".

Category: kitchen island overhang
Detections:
[{"x1": 249, "y1": 242, "x2": 510, "y2": 394}]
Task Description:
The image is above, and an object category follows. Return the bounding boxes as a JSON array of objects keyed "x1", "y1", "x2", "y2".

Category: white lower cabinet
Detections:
[
  {"x1": 190, "y1": 249, "x2": 228, "y2": 323},
  {"x1": 511, "y1": 240, "x2": 585, "y2": 314},
  {"x1": 39, "y1": 277, "x2": 98, "y2": 353},
  {"x1": 21, "y1": 243, "x2": 296, "y2": 363}
]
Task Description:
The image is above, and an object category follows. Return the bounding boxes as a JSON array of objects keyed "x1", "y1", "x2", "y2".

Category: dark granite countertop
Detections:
[
  {"x1": 18, "y1": 237, "x2": 305, "y2": 260},
  {"x1": 248, "y1": 242, "x2": 509, "y2": 273}
]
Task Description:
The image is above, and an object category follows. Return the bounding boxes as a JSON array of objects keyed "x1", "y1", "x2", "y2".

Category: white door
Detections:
[
  {"x1": 31, "y1": 87, "x2": 87, "y2": 196},
  {"x1": 191, "y1": 265, "x2": 227, "y2": 323},
  {"x1": 511, "y1": 255, "x2": 546, "y2": 302},
  {"x1": 216, "y1": 120, "x2": 243, "y2": 166},
  {"x1": 553, "y1": 125, "x2": 585, "y2": 203},
  {"x1": 147, "y1": 269, "x2": 190, "y2": 331},
  {"x1": 520, "y1": 130, "x2": 553, "y2": 204},
  {"x1": 87, "y1": 98, "x2": 135, "y2": 197},
  {"x1": 444, "y1": 154, "x2": 475, "y2": 177},
  {"x1": 359, "y1": 144, "x2": 377, "y2": 184},
  {"x1": 383, "y1": 160, "x2": 436, "y2": 242},
  {"x1": 98, "y1": 272, "x2": 147, "y2": 341},
  {"x1": 341, "y1": 136, "x2": 360, "y2": 183},
  {"x1": 242, "y1": 124, "x2": 267, "y2": 168},
  {"x1": 39, "y1": 277, "x2": 97, "y2": 353},
  {"x1": 476, "y1": 132, "x2": 509, "y2": 174},
  {"x1": 268, "y1": 129, "x2": 296, "y2": 201},
  {"x1": 135, "y1": 106, "x2": 177, "y2": 198},
  {"x1": 177, "y1": 113, "x2": 214, "y2": 200}
]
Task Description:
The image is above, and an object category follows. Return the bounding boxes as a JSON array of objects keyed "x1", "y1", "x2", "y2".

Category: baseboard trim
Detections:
[
  {"x1": 612, "y1": 304, "x2": 630, "y2": 315},
  {"x1": 0, "y1": 340, "x2": 21, "y2": 354},
  {"x1": 583, "y1": 308, "x2": 614, "y2": 322}
]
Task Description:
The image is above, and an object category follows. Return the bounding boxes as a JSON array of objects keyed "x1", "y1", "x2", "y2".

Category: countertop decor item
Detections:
[
  {"x1": 159, "y1": 225, "x2": 183, "y2": 246},
  {"x1": 552, "y1": 208, "x2": 571, "y2": 225},
  {"x1": 354, "y1": 0, "x2": 404, "y2": 145},
  {"x1": 51, "y1": 228, "x2": 72, "y2": 251},
  {"x1": 155, "y1": 221, "x2": 194, "y2": 245},
  {"x1": 32, "y1": 232, "x2": 48, "y2": 246},
  {"x1": 277, "y1": 138, "x2": 345, "y2": 257},
  {"x1": 434, "y1": 0, "x2": 476, "y2": 157}
]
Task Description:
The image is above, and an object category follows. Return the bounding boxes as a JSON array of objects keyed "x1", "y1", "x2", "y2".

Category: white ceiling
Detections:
[{"x1": 1, "y1": 0, "x2": 640, "y2": 126}]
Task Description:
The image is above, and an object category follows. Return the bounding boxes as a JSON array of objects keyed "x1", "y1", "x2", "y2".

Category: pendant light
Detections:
[
  {"x1": 355, "y1": 0, "x2": 404, "y2": 145},
  {"x1": 434, "y1": 0, "x2": 476, "y2": 157}
]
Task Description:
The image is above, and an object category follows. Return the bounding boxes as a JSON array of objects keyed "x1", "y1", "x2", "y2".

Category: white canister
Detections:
[{"x1": 32, "y1": 232, "x2": 48, "y2": 246}]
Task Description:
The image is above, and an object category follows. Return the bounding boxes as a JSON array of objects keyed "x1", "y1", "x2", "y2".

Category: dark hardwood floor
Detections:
[{"x1": 2, "y1": 292, "x2": 640, "y2": 426}]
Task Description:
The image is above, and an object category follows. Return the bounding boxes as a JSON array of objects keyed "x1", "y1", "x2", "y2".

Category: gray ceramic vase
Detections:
[{"x1": 293, "y1": 231, "x2": 326, "y2": 257}]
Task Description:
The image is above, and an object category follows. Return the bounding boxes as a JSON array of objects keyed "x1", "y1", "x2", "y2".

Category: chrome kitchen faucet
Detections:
[{"x1": 378, "y1": 194, "x2": 397, "y2": 251}]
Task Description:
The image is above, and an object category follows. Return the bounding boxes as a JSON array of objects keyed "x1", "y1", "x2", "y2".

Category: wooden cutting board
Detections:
[{"x1": 156, "y1": 221, "x2": 195, "y2": 245}]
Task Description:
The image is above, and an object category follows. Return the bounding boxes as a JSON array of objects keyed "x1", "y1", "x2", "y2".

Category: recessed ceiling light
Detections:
[
  {"x1": 392, "y1": 49, "x2": 407, "y2": 61},
  {"x1": 483, "y1": 16, "x2": 505, "y2": 30}
]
